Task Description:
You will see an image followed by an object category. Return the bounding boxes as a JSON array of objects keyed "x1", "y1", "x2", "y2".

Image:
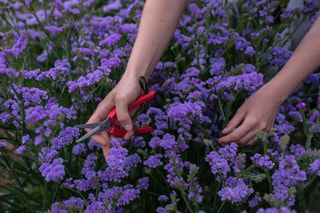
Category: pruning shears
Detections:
[{"x1": 75, "y1": 77, "x2": 155, "y2": 143}]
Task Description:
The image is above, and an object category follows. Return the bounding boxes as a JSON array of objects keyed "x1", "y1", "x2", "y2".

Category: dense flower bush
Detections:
[{"x1": 0, "y1": 0, "x2": 320, "y2": 212}]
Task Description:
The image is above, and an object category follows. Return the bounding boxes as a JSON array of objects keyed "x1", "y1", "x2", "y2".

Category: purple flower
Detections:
[
  {"x1": 84, "y1": 0, "x2": 95, "y2": 6},
  {"x1": 84, "y1": 201, "x2": 109, "y2": 213},
  {"x1": 137, "y1": 177, "x2": 149, "y2": 190},
  {"x1": 72, "y1": 143, "x2": 86, "y2": 155},
  {"x1": 251, "y1": 153, "x2": 275, "y2": 169},
  {"x1": 22, "y1": 135, "x2": 30, "y2": 144},
  {"x1": 44, "y1": 26, "x2": 63, "y2": 36},
  {"x1": 143, "y1": 154, "x2": 163, "y2": 168},
  {"x1": 160, "y1": 134, "x2": 177, "y2": 150},
  {"x1": 39, "y1": 158, "x2": 65, "y2": 182},
  {"x1": 296, "y1": 102, "x2": 307, "y2": 109},
  {"x1": 218, "y1": 177, "x2": 254, "y2": 204},
  {"x1": 257, "y1": 207, "x2": 297, "y2": 213},
  {"x1": 16, "y1": 145, "x2": 28, "y2": 154},
  {"x1": 249, "y1": 195, "x2": 262, "y2": 207},
  {"x1": 272, "y1": 155, "x2": 307, "y2": 187},
  {"x1": 158, "y1": 195, "x2": 168, "y2": 202},
  {"x1": 51, "y1": 197, "x2": 86, "y2": 212},
  {"x1": 218, "y1": 143, "x2": 238, "y2": 163},
  {"x1": 206, "y1": 151, "x2": 230, "y2": 180},
  {"x1": 25, "y1": 0, "x2": 32, "y2": 6},
  {"x1": 245, "y1": 46, "x2": 255, "y2": 56},
  {"x1": 0, "y1": 141, "x2": 6, "y2": 154},
  {"x1": 210, "y1": 57, "x2": 226, "y2": 75},
  {"x1": 78, "y1": 47, "x2": 94, "y2": 57},
  {"x1": 308, "y1": 159, "x2": 320, "y2": 176},
  {"x1": 99, "y1": 33, "x2": 121, "y2": 46}
]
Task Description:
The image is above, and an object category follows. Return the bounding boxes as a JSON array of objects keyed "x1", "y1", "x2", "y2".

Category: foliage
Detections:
[{"x1": 0, "y1": 0, "x2": 320, "y2": 212}]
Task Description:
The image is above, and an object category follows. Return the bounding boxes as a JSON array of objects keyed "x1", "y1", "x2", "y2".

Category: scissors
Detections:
[{"x1": 75, "y1": 90, "x2": 155, "y2": 143}]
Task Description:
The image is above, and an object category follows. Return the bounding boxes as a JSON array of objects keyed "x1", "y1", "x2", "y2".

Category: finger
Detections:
[
  {"x1": 115, "y1": 96, "x2": 134, "y2": 132},
  {"x1": 90, "y1": 131, "x2": 110, "y2": 146},
  {"x1": 222, "y1": 110, "x2": 245, "y2": 134},
  {"x1": 219, "y1": 119, "x2": 254, "y2": 144},
  {"x1": 241, "y1": 136, "x2": 259, "y2": 147},
  {"x1": 236, "y1": 131, "x2": 259, "y2": 146},
  {"x1": 123, "y1": 131, "x2": 135, "y2": 140},
  {"x1": 101, "y1": 143, "x2": 111, "y2": 160}
]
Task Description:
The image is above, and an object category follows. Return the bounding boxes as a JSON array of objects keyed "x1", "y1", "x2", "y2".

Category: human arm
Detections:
[
  {"x1": 87, "y1": 0, "x2": 187, "y2": 159},
  {"x1": 219, "y1": 16, "x2": 320, "y2": 146}
]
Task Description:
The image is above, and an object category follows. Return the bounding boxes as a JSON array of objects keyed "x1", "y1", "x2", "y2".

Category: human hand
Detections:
[
  {"x1": 218, "y1": 85, "x2": 283, "y2": 146},
  {"x1": 86, "y1": 75, "x2": 142, "y2": 159}
]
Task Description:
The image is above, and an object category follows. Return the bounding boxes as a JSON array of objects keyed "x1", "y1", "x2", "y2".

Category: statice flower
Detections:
[
  {"x1": 97, "y1": 185, "x2": 140, "y2": 207},
  {"x1": 3, "y1": 32, "x2": 28, "y2": 56},
  {"x1": 206, "y1": 151, "x2": 230, "y2": 180},
  {"x1": 84, "y1": 201, "x2": 109, "y2": 213},
  {"x1": 242, "y1": 64, "x2": 256, "y2": 73},
  {"x1": 51, "y1": 127, "x2": 79, "y2": 150},
  {"x1": 143, "y1": 154, "x2": 163, "y2": 168},
  {"x1": 51, "y1": 197, "x2": 86, "y2": 212},
  {"x1": 251, "y1": 153, "x2": 275, "y2": 169},
  {"x1": 84, "y1": 0, "x2": 95, "y2": 6},
  {"x1": 137, "y1": 177, "x2": 149, "y2": 190},
  {"x1": 270, "y1": 46, "x2": 292, "y2": 67},
  {"x1": 99, "y1": 33, "x2": 121, "y2": 46},
  {"x1": 249, "y1": 195, "x2": 262, "y2": 207},
  {"x1": 272, "y1": 155, "x2": 306, "y2": 186},
  {"x1": 232, "y1": 153, "x2": 246, "y2": 173},
  {"x1": 215, "y1": 72, "x2": 264, "y2": 91},
  {"x1": 257, "y1": 207, "x2": 297, "y2": 213},
  {"x1": 0, "y1": 142, "x2": 6, "y2": 154},
  {"x1": 308, "y1": 159, "x2": 320, "y2": 176},
  {"x1": 210, "y1": 57, "x2": 226, "y2": 75},
  {"x1": 158, "y1": 195, "x2": 168, "y2": 202},
  {"x1": 81, "y1": 153, "x2": 97, "y2": 179},
  {"x1": 12, "y1": 84, "x2": 48, "y2": 106},
  {"x1": 218, "y1": 143, "x2": 238, "y2": 163},
  {"x1": 44, "y1": 26, "x2": 63, "y2": 36},
  {"x1": 16, "y1": 145, "x2": 28, "y2": 154},
  {"x1": 39, "y1": 157, "x2": 65, "y2": 182},
  {"x1": 72, "y1": 143, "x2": 86, "y2": 155},
  {"x1": 218, "y1": 177, "x2": 254, "y2": 204},
  {"x1": 164, "y1": 152, "x2": 187, "y2": 189}
]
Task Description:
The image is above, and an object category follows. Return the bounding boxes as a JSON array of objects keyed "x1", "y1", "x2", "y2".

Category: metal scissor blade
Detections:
[
  {"x1": 75, "y1": 122, "x2": 102, "y2": 129},
  {"x1": 76, "y1": 118, "x2": 111, "y2": 143}
]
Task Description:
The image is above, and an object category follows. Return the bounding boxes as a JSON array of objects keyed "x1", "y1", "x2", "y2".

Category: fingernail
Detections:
[
  {"x1": 222, "y1": 127, "x2": 228, "y2": 132},
  {"x1": 123, "y1": 124, "x2": 132, "y2": 131}
]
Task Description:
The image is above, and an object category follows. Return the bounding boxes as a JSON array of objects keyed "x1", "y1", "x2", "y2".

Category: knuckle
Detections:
[
  {"x1": 259, "y1": 122, "x2": 269, "y2": 131},
  {"x1": 114, "y1": 94, "x2": 128, "y2": 104},
  {"x1": 246, "y1": 117, "x2": 258, "y2": 126},
  {"x1": 117, "y1": 115, "x2": 128, "y2": 124}
]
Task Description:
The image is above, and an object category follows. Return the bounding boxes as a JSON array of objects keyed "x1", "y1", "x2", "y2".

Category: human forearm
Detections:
[
  {"x1": 123, "y1": 0, "x2": 188, "y2": 80},
  {"x1": 265, "y1": 16, "x2": 320, "y2": 104}
]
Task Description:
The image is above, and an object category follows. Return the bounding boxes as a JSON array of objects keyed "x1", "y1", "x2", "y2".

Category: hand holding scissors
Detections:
[
  {"x1": 75, "y1": 90, "x2": 155, "y2": 143},
  {"x1": 75, "y1": 76, "x2": 154, "y2": 159}
]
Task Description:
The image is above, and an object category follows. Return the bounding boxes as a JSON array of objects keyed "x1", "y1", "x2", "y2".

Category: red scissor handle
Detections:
[
  {"x1": 109, "y1": 126, "x2": 154, "y2": 137},
  {"x1": 108, "y1": 90, "x2": 155, "y2": 122}
]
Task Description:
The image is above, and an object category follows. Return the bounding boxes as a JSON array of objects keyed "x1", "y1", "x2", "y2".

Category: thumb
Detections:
[{"x1": 222, "y1": 110, "x2": 245, "y2": 134}]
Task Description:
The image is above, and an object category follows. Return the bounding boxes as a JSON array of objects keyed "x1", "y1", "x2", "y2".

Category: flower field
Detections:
[{"x1": 1, "y1": 0, "x2": 320, "y2": 212}]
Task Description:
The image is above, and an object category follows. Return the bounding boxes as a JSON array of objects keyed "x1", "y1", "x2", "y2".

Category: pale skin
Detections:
[{"x1": 87, "y1": 0, "x2": 320, "y2": 159}]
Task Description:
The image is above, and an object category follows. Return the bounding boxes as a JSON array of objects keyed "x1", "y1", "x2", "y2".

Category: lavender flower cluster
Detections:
[{"x1": 0, "y1": 0, "x2": 320, "y2": 212}]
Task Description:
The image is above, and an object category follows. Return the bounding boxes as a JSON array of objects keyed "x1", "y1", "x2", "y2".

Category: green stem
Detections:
[
  {"x1": 42, "y1": 181, "x2": 48, "y2": 211},
  {"x1": 264, "y1": 169, "x2": 272, "y2": 193},
  {"x1": 217, "y1": 201, "x2": 225, "y2": 213},
  {"x1": 181, "y1": 190, "x2": 194, "y2": 213},
  {"x1": 213, "y1": 181, "x2": 222, "y2": 210}
]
